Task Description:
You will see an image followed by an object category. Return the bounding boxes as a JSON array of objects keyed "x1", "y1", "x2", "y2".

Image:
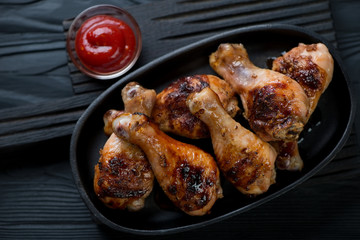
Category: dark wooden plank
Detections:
[
  {"x1": 146, "y1": 0, "x2": 330, "y2": 38},
  {"x1": 0, "y1": 109, "x2": 83, "y2": 136},
  {"x1": 0, "y1": 151, "x2": 359, "y2": 239},
  {"x1": 0, "y1": 92, "x2": 100, "y2": 150},
  {"x1": 1, "y1": 1, "x2": 360, "y2": 239},
  {"x1": 314, "y1": 130, "x2": 360, "y2": 179},
  {"x1": 0, "y1": 0, "x2": 341, "y2": 152},
  {"x1": 0, "y1": 123, "x2": 74, "y2": 149},
  {"x1": 68, "y1": 0, "x2": 336, "y2": 94},
  {"x1": 0, "y1": 91, "x2": 100, "y2": 122},
  {"x1": 131, "y1": 0, "x2": 334, "y2": 63}
]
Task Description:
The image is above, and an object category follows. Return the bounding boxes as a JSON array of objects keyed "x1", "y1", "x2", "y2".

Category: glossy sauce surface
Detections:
[{"x1": 75, "y1": 15, "x2": 136, "y2": 74}]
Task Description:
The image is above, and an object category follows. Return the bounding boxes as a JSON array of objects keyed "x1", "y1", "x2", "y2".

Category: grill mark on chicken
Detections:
[
  {"x1": 96, "y1": 153, "x2": 152, "y2": 200},
  {"x1": 221, "y1": 145, "x2": 269, "y2": 192},
  {"x1": 154, "y1": 75, "x2": 210, "y2": 137},
  {"x1": 275, "y1": 55, "x2": 325, "y2": 99},
  {"x1": 165, "y1": 159, "x2": 216, "y2": 212},
  {"x1": 186, "y1": 88, "x2": 277, "y2": 196},
  {"x1": 177, "y1": 160, "x2": 215, "y2": 211},
  {"x1": 94, "y1": 82, "x2": 156, "y2": 211},
  {"x1": 271, "y1": 43, "x2": 334, "y2": 171},
  {"x1": 272, "y1": 43, "x2": 333, "y2": 115},
  {"x1": 152, "y1": 74, "x2": 239, "y2": 139},
  {"x1": 249, "y1": 82, "x2": 289, "y2": 121},
  {"x1": 248, "y1": 82, "x2": 303, "y2": 140},
  {"x1": 112, "y1": 113, "x2": 223, "y2": 216},
  {"x1": 161, "y1": 144, "x2": 218, "y2": 212},
  {"x1": 159, "y1": 154, "x2": 168, "y2": 167},
  {"x1": 209, "y1": 43, "x2": 309, "y2": 142}
]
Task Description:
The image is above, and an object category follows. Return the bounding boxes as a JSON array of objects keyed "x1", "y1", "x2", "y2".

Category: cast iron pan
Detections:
[{"x1": 70, "y1": 24, "x2": 355, "y2": 235}]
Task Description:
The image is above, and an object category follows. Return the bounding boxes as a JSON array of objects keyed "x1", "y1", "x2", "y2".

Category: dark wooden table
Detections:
[{"x1": 1, "y1": 0, "x2": 359, "y2": 239}]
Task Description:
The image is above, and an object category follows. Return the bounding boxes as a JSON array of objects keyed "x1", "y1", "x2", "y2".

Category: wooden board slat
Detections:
[
  {"x1": 1, "y1": 0, "x2": 360, "y2": 239},
  {"x1": 66, "y1": 0, "x2": 336, "y2": 94},
  {"x1": 0, "y1": 0, "x2": 344, "y2": 152}
]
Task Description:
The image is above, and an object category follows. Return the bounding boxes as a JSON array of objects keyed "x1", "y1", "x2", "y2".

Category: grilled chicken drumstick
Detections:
[
  {"x1": 271, "y1": 43, "x2": 334, "y2": 170},
  {"x1": 112, "y1": 113, "x2": 223, "y2": 216},
  {"x1": 103, "y1": 82, "x2": 157, "y2": 136},
  {"x1": 94, "y1": 82, "x2": 156, "y2": 211},
  {"x1": 209, "y1": 43, "x2": 310, "y2": 142},
  {"x1": 273, "y1": 43, "x2": 333, "y2": 115},
  {"x1": 187, "y1": 87, "x2": 277, "y2": 195},
  {"x1": 152, "y1": 74, "x2": 239, "y2": 139}
]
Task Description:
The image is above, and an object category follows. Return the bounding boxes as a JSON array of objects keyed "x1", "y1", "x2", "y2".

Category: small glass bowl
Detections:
[{"x1": 66, "y1": 5, "x2": 142, "y2": 80}]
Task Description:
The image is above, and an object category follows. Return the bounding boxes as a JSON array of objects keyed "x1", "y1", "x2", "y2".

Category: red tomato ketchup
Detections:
[{"x1": 75, "y1": 15, "x2": 136, "y2": 74}]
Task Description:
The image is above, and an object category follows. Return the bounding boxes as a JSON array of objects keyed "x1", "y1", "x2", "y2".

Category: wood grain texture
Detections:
[
  {"x1": 68, "y1": 0, "x2": 338, "y2": 94},
  {"x1": 0, "y1": 0, "x2": 359, "y2": 239},
  {"x1": 0, "y1": 92, "x2": 100, "y2": 149},
  {"x1": 0, "y1": 0, "x2": 341, "y2": 151}
]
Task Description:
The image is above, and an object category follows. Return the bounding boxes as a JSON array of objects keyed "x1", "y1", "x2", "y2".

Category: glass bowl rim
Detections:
[{"x1": 66, "y1": 4, "x2": 142, "y2": 80}]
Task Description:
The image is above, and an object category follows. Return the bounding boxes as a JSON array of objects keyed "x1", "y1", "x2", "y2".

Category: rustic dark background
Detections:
[{"x1": 0, "y1": 0, "x2": 359, "y2": 239}]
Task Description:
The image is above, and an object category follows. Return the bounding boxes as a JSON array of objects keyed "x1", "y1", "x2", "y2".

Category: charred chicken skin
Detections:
[
  {"x1": 209, "y1": 43, "x2": 310, "y2": 142},
  {"x1": 112, "y1": 113, "x2": 223, "y2": 216},
  {"x1": 271, "y1": 43, "x2": 334, "y2": 170},
  {"x1": 151, "y1": 74, "x2": 239, "y2": 139},
  {"x1": 187, "y1": 87, "x2": 277, "y2": 195},
  {"x1": 272, "y1": 43, "x2": 333, "y2": 116},
  {"x1": 94, "y1": 82, "x2": 156, "y2": 211},
  {"x1": 94, "y1": 133, "x2": 154, "y2": 211}
]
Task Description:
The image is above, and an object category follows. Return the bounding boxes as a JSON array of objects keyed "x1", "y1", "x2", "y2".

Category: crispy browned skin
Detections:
[
  {"x1": 94, "y1": 134, "x2": 154, "y2": 210},
  {"x1": 113, "y1": 113, "x2": 223, "y2": 216},
  {"x1": 187, "y1": 88, "x2": 277, "y2": 195},
  {"x1": 210, "y1": 43, "x2": 310, "y2": 142},
  {"x1": 272, "y1": 43, "x2": 333, "y2": 116},
  {"x1": 271, "y1": 43, "x2": 334, "y2": 170},
  {"x1": 151, "y1": 74, "x2": 239, "y2": 139},
  {"x1": 94, "y1": 82, "x2": 156, "y2": 211}
]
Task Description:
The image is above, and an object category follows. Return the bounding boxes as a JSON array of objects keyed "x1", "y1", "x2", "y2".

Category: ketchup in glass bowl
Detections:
[{"x1": 67, "y1": 5, "x2": 142, "y2": 80}]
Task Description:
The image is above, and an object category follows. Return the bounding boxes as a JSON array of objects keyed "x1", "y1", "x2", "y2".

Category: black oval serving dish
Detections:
[{"x1": 70, "y1": 24, "x2": 355, "y2": 235}]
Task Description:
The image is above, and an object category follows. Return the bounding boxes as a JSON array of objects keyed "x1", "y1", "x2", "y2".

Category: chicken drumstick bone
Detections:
[{"x1": 187, "y1": 87, "x2": 277, "y2": 195}]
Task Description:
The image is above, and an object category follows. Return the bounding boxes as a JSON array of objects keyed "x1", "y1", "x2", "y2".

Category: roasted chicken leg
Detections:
[
  {"x1": 94, "y1": 133, "x2": 154, "y2": 211},
  {"x1": 122, "y1": 81, "x2": 157, "y2": 116},
  {"x1": 187, "y1": 87, "x2": 277, "y2": 195},
  {"x1": 152, "y1": 74, "x2": 239, "y2": 139},
  {"x1": 210, "y1": 43, "x2": 310, "y2": 142},
  {"x1": 271, "y1": 43, "x2": 334, "y2": 170},
  {"x1": 272, "y1": 43, "x2": 333, "y2": 116},
  {"x1": 94, "y1": 82, "x2": 156, "y2": 211},
  {"x1": 103, "y1": 82, "x2": 157, "y2": 136},
  {"x1": 112, "y1": 113, "x2": 223, "y2": 216}
]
